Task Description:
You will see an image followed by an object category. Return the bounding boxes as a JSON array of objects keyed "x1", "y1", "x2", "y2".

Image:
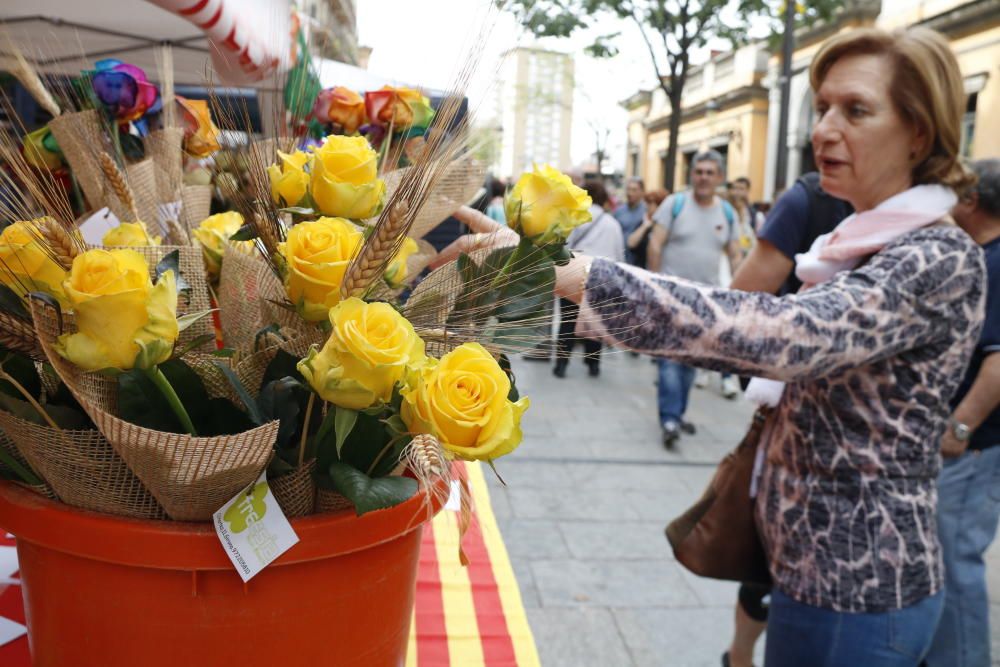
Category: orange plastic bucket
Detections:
[{"x1": 0, "y1": 478, "x2": 447, "y2": 666}]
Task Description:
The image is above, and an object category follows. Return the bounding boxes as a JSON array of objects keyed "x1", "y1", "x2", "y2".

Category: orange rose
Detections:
[{"x1": 314, "y1": 87, "x2": 367, "y2": 134}]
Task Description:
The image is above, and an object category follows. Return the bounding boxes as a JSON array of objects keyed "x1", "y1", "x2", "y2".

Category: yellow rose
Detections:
[
  {"x1": 384, "y1": 237, "x2": 419, "y2": 288},
  {"x1": 402, "y1": 342, "x2": 529, "y2": 461},
  {"x1": 55, "y1": 249, "x2": 178, "y2": 371},
  {"x1": 278, "y1": 217, "x2": 364, "y2": 322},
  {"x1": 311, "y1": 135, "x2": 385, "y2": 220},
  {"x1": 297, "y1": 298, "x2": 426, "y2": 410},
  {"x1": 267, "y1": 150, "x2": 311, "y2": 207},
  {"x1": 0, "y1": 219, "x2": 68, "y2": 305},
  {"x1": 102, "y1": 222, "x2": 160, "y2": 248},
  {"x1": 505, "y1": 164, "x2": 592, "y2": 244},
  {"x1": 192, "y1": 211, "x2": 245, "y2": 276}
]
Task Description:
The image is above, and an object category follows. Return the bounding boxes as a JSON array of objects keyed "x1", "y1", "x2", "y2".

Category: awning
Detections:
[{"x1": 0, "y1": 0, "x2": 290, "y2": 87}]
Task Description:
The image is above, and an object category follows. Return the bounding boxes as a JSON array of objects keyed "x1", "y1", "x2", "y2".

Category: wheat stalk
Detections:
[
  {"x1": 339, "y1": 201, "x2": 411, "y2": 299},
  {"x1": 98, "y1": 152, "x2": 139, "y2": 222},
  {"x1": 3, "y1": 38, "x2": 60, "y2": 118},
  {"x1": 36, "y1": 217, "x2": 82, "y2": 269}
]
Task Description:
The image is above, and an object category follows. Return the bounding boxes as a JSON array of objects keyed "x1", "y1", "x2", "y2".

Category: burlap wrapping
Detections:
[
  {"x1": 14, "y1": 480, "x2": 58, "y2": 500},
  {"x1": 270, "y1": 458, "x2": 316, "y2": 518},
  {"x1": 0, "y1": 430, "x2": 47, "y2": 492},
  {"x1": 0, "y1": 411, "x2": 165, "y2": 519},
  {"x1": 180, "y1": 184, "x2": 213, "y2": 231},
  {"x1": 29, "y1": 265, "x2": 278, "y2": 522},
  {"x1": 256, "y1": 268, "x2": 328, "y2": 347},
  {"x1": 217, "y1": 243, "x2": 272, "y2": 353},
  {"x1": 48, "y1": 110, "x2": 108, "y2": 210},
  {"x1": 315, "y1": 487, "x2": 354, "y2": 513},
  {"x1": 382, "y1": 156, "x2": 483, "y2": 239},
  {"x1": 105, "y1": 158, "x2": 158, "y2": 228},
  {"x1": 144, "y1": 128, "x2": 184, "y2": 203}
]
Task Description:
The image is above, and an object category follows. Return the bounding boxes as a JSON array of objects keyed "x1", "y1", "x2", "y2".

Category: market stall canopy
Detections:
[{"x1": 0, "y1": 0, "x2": 291, "y2": 87}]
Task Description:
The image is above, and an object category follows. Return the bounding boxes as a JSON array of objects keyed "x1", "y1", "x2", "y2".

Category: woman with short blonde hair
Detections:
[{"x1": 442, "y1": 25, "x2": 981, "y2": 666}]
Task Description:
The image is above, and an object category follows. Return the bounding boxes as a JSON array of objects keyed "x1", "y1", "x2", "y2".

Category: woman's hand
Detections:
[{"x1": 429, "y1": 206, "x2": 520, "y2": 269}]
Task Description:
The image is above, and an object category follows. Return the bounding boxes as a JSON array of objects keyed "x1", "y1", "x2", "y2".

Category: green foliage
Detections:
[
  {"x1": 154, "y1": 249, "x2": 191, "y2": 301},
  {"x1": 119, "y1": 358, "x2": 254, "y2": 435},
  {"x1": 326, "y1": 462, "x2": 418, "y2": 516}
]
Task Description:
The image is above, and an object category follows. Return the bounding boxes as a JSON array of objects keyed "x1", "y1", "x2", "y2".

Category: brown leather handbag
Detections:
[{"x1": 665, "y1": 408, "x2": 773, "y2": 585}]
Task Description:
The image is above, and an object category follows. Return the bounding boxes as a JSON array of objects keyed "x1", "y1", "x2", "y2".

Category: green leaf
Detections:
[
  {"x1": 278, "y1": 206, "x2": 316, "y2": 215},
  {"x1": 334, "y1": 407, "x2": 358, "y2": 458},
  {"x1": 0, "y1": 446, "x2": 42, "y2": 486},
  {"x1": 0, "y1": 394, "x2": 90, "y2": 429},
  {"x1": 0, "y1": 285, "x2": 29, "y2": 320},
  {"x1": 212, "y1": 348, "x2": 236, "y2": 358},
  {"x1": 154, "y1": 250, "x2": 191, "y2": 297},
  {"x1": 118, "y1": 369, "x2": 182, "y2": 432},
  {"x1": 0, "y1": 352, "x2": 41, "y2": 401},
  {"x1": 176, "y1": 309, "x2": 216, "y2": 334},
  {"x1": 327, "y1": 462, "x2": 417, "y2": 515},
  {"x1": 262, "y1": 348, "x2": 305, "y2": 388},
  {"x1": 258, "y1": 377, "x2": 302, "y2": 449},
  {"x1": 133, "y1": 338, "x2": 175, "y2": 370},
  {"x1": 230, "y1": 224, "x2": 258, "y2": 242},
  {"x1": 254, "y1": 323, "x2": 284, "y2": 352},
  {"x1": 174, "y1": 333, "x2": 217, "y2": 358},
  {"x1": 214, "y1": 362, "x2": 265, "y2": 425}
]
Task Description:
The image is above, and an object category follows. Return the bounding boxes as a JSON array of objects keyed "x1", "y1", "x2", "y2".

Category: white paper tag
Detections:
[
  {"x1": 444, "y1": 479, "x2": 461, "y2": 512},
  {"x1": 77, "y1": 207, "x2": 121, "y2": 246},
  {"x1": 213, "y1": 470, "x2": 299, "y2": 582}
]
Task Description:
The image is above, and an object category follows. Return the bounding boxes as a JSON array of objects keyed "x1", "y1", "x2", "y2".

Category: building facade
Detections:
[
  {"x1": 497, "y1": 47, "x2": 574, "y2": 179},
  {"x1": 626, "y1": 0, "x2": 1000, "y2": 203},
  {"x1": 624, "y1": 44, "x2": 771, "y2": 201},
  {"x1": 297, "y1": 0, "x2": 358, "y2": 64}
]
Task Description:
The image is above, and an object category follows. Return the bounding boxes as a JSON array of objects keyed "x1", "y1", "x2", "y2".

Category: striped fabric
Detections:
[{"x1": 0, "y1": 462, "x2": 539, "y2": 666}]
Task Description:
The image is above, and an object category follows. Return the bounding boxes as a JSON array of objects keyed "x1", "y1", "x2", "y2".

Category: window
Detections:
[
  {"x1": 961, "y1": 93, "x2": 977, "y2": 158},
  {"x1": 629, "y1": 149, "x2": 640, "y2": 178}
]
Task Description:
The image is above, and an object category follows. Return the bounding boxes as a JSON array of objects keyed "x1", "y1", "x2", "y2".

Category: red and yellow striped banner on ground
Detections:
[
  {"x1": 408, "y1": 461, "x2": 540, "y2": 666},
  {"x1": 0, "y1": 461, "x2": 539, "y2": 666}
]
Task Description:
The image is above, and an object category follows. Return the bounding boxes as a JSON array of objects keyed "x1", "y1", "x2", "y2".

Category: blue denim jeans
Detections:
[
  {"x1": 926, "y1": 446, "x2": 1000, "y2": 667},
  {"x1": 764, "y1": 588, "x2": 944, "y2": 667},
  {"x1": 656, "y1": 359, "x2": 695, "y2": 425}
]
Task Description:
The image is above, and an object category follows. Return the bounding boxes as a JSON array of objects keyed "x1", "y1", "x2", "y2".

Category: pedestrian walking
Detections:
[
  {"x1": 553, "y1": 179, "x2": 624, "y2": 379},
  {"x1": 441, "y1": 25, "x2": 979, "y2": 667},
  {"x1": 613, "y1": 177, "x2": 647, "y2": 265},
  {"x1": 646, "y1": 150, "x2": 740, "y2": 447},
  {"x1": 925, "y1": 158, "x2": 1000, "y2": 667}
]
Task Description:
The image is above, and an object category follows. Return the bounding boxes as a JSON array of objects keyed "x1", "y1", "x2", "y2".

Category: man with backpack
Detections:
[{"x1": 647, "y1": 149, "x2": 741, "y2": 448}]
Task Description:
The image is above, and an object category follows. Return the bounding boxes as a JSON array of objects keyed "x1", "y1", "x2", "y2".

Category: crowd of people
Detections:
[{"x1": 454, "y1": 24, "x2": 1000, "y2": 667}]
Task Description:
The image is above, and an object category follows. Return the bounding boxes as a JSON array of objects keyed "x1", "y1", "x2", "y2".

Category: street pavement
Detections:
[{"x1": 485, "y1": 349, "x2": 1000, "y2": 667}]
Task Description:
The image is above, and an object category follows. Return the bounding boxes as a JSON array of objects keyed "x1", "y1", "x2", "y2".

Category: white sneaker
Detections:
[
  {"x1": 722, "y1": 375, "x2": 740, "y2": 400},
  {"x1": 694, "y1": 371, "x2": 708, "y2": 389}
]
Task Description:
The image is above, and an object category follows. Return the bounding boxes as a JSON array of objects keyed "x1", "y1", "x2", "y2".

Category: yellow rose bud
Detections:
[
  {"x1": 297, "y1": 298, "x2": 426, "y2": 410},
  {"x1": 102, "y1": 222, "x2": 160, "y2": 248},
  {"x1": 384, "y1": 237, "x2": 419, "y2": 288},
  {"x1": 192, "y1": 211, "x2": 245, "y2": 276},
  {"x1": 267, "y1": 150, "x2": 311, "y2": 207},
  {"x1": 0, "y1": 219, "x2": 68, "y2": 305},
  {"x1": 505, "y1": 164, "x2": 592, "y2": 244},
  {"x1": 402, "y1": 342, "x2": 529, "y2": 462},
  {"x1": 55, "y1": 249, "x2": 179, "y2": 371},
  {"x1": 311, "y1": 135, "x2": 385, "y2": 220},
  {"x1": 278, "y1": 217, "x2": 364, "y2": 322}
]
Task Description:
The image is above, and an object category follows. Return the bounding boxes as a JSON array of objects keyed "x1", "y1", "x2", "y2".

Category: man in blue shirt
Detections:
[
  {"x1": 927, "y1": 158, "x2": 1000, "y2": 667},
  {"x1": 613, "y1": 177, "x2": 646, "y2": 265}
]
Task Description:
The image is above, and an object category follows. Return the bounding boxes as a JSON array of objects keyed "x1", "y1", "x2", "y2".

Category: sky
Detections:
[{"x1": 356, "y1": 0, "x2": 655, "y2": 171}]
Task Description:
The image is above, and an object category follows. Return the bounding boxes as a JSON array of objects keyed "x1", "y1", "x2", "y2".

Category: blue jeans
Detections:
[
  {"x1": 765, "y1": 588, "x2": 944, "y2": 667},
  {"x1": 926, "y1": 446, "x2": 1000, "y2": 667},
  {"x1": 656, "y1": 359, "x2": 694, "y2": 425}
]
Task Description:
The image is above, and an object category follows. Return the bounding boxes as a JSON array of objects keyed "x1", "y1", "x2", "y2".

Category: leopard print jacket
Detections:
[{"x1": 577, "y1": 225, "x2": 986, "y2": 612}]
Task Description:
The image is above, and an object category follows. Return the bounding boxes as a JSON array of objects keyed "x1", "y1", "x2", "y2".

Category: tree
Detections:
[{"x1": 498, "y1": 0, "x2": 840, "y2": 190}]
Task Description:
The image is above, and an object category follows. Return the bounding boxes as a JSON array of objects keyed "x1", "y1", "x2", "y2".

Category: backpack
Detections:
[{"x1": 669, "y1": 192, "x2": 736, "y2": 240}]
